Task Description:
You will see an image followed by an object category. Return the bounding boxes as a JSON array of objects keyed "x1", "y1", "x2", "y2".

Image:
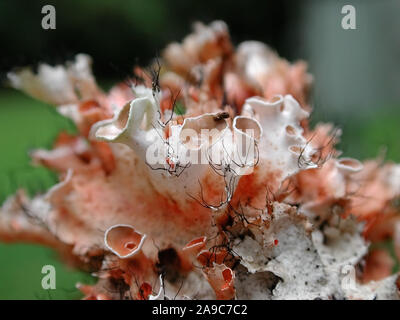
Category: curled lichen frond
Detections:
[{"x1": 104, "y1": 224, "x2": 146, "y2": 259}]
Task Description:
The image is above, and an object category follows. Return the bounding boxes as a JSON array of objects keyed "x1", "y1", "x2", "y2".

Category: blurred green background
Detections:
[{"x1": 0, "y1": 0, "x2": 399, "y2": 299}]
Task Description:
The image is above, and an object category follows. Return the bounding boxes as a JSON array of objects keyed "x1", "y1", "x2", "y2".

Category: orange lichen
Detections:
[{"x1": 1, "y1": 21, "x2": 399, "y2": 300}]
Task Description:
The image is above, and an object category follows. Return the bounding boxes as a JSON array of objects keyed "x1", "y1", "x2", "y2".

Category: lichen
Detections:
[{"x1": 1, "y1": 21, "x2": 399, "y2": 300}]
